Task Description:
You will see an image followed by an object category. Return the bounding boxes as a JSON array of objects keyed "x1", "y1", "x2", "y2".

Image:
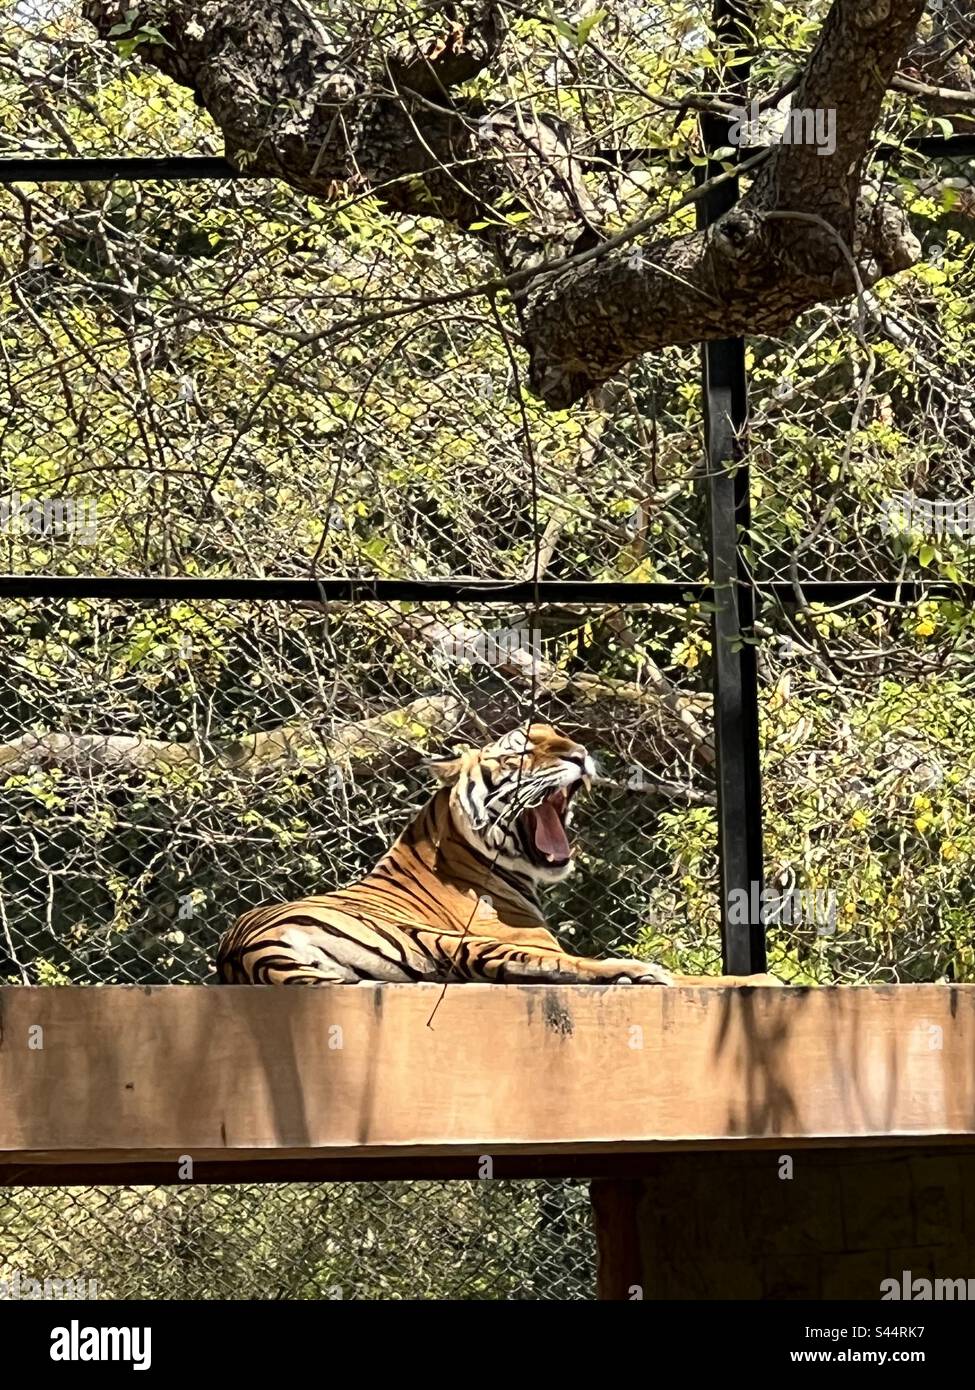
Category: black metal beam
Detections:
[
  {"x1": 1, "y1": 575, "x2": 967, "y2": 605},
  {"x1": 0, "y1": 575, "x2": 708, "y2": 604},
  {"x1": 1, "y1": 136, "x2": 973, "y2": 185},
  {"x1": 0, "y1": 1148, "x2": 874, "y2": 1186},
  {"x1": 700, "y1": 335, "x2": 766, "y2": 976},
  {"x1": 0, "y1": 156, "x2": 243, "y2": 183},
  {"x1": 697, "y1": 1, "x2": 765, "y2": 976}
]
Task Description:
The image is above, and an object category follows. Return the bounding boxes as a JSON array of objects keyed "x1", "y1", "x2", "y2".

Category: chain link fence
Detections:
[
  {"x1": 0, "y1": 596, "x2": 721, "y2": 987},
  {"x1": 2, "y1": 0, "x2": 975, "y2": 1300},
  {"x1": 0, "y1": 595, "x2": 716, "y2": 1301},
  {"x1": 1, "y1": 1179, "x2": 598, "y2": 1300}
]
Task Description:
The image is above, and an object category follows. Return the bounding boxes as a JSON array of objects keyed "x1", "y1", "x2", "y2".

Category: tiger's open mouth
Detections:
[{"x1": 517, "y1": 783, "x2": 581, "y2": 868}]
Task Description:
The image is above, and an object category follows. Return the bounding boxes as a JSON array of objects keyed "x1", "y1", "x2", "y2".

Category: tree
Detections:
[{"x1": 80, "y1": 0, "x2": 952, "y2": 407}]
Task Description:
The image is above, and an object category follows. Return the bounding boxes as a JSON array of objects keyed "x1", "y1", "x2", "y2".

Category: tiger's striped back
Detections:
[{"x1": 216, "y1": 786, "x2": 565, "y2": 985}]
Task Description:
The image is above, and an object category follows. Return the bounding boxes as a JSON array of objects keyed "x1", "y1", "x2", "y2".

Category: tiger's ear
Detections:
[{"x1": 427, "y1": 744, "x2": 472, "y2": 785}]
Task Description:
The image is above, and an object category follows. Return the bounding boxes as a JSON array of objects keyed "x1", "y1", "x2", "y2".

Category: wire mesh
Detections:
[
  {"x1": 0, "y1": 594, "x2": 717, "y2": 1299},
  {"x1": 0, "y1": 0, "x2": 728, "y2": 1304},
  {"x1": 0, "y1": 596, "x2": 720, "y2": 985},
  {"x1": 0, "y1": 1180, "x2": 597, "y2": 1300},
  {"x1": 759, "y1": 595, "x2": 975, "y2": 985}
]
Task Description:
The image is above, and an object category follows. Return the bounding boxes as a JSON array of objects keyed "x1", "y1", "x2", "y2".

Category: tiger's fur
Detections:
[{"x1": 216, "y1": 723, "x2": 779, "y2": 987}]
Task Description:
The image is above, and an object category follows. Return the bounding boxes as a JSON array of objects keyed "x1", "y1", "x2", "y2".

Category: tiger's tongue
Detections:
[{"x1": 532, "y1": 800, "x2": 570, "y2": 861}]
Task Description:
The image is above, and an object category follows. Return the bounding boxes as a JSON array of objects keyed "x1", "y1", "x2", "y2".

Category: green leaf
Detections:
[
  {"x1": 138, "y1": 25, "x2": 173, "y2": 48},
  {"x1": 125, "y1": 631, "x2": 155, "y2": 668},
  {"x1": 576, "y1": 9, "x2": 607, "y2": 45}
]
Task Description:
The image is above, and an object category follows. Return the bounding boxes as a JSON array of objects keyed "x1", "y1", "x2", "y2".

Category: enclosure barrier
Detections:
[
  {"x1": 5, "y1": 982, "x2": 975, "y2": 1299},
  {"x1": 4, "y1": 984, "x2": 975, "y2": 1179}
]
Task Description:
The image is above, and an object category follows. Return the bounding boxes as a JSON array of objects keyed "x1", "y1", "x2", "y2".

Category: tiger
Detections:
[{"x1": 216, "y1": 723, "x2": 780, "y2": 987}]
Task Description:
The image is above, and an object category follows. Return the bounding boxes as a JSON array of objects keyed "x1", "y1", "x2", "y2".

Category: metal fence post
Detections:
[{"x1": 696, "y1": 2, "x2": 766, "y2": 975}]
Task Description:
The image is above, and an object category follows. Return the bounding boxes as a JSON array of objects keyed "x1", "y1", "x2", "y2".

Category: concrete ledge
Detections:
[{"x1": 1, "y1": 984, "x2": 973, "y2": 1182}]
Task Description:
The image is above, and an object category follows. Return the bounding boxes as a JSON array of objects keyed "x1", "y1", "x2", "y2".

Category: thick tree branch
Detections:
[
  {"x1": 82, "y1": 0, "x2": 594, "y2": 265},
  {"x1": 530, "y1": 0, "x2": 928, "y2": 404},
  {"x1": 752, "y1": 0, "x2": 928, "y2": 221},
  {"x1": 0, "y1": 695, "x2": 463, "y2": 779},
  {"x1": 387, "y1": 3, "x2": 506, "y2": 98}
]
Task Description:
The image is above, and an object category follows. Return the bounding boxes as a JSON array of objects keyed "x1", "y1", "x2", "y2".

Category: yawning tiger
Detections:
[{"x1": 216, "y1": 723, "x2": 778, "y2": 986}]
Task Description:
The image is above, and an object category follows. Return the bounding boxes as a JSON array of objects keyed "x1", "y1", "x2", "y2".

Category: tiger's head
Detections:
[{"x1": 429, "y1": 724, "x2": 595, "y2": 884}]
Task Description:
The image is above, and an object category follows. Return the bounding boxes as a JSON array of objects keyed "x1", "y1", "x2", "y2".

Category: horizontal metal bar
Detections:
[
  {"x1": 0, "y1": 155, "x2": 242, "y2": 183},
  {"x1": 881, "y1": 134, "x2": 975, "y2": 159},
  {"x1": 0, "y1": 575, "x2": 972, "y2": 605},
  {"x1": 0, "y1": 574, "x2": 708, "y2": 604},
  {"x1": 593, "y1": 134, "x2": 975, "y2": 167},
  {"x1": 0, "y1": 1152, "x2": 733, "y2": 1185},
  {"x1": 2, "y1": 134, "x2": 973, "y2": 185}
]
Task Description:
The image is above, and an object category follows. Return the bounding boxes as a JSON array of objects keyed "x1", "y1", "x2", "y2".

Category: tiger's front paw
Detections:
[{"x1": 615, "y1": 961, "x2": 674, "y2": 986}]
